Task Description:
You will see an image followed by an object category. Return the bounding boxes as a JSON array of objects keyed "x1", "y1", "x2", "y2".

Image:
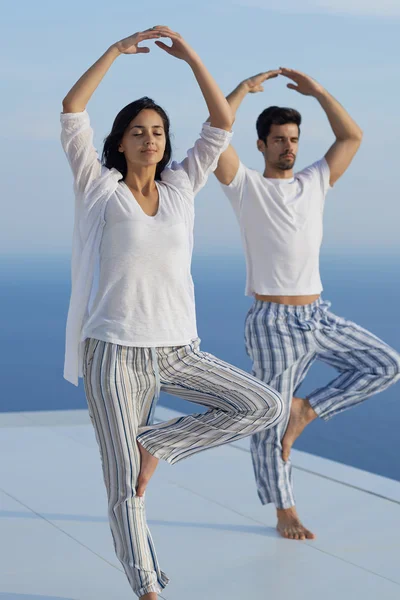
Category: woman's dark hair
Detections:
[
  {"x1": 102, "y1": 97, "x2": 172, "y2": 180},
  {"x1": 256, "y1": 106, "x2": 301, "y2": 143}
]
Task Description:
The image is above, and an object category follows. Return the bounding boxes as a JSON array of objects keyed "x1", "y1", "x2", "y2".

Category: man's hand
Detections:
[
  {"x1": 279, "y1": 68, "x2": 363, "y2": 185},
  {"x1": 280, "y1": 67, "x2": 325, "y2": 97},
  {"x1": 213, "y1": 69, "x2": 281, "y2": 186},
  {"x1": 241, "y1": 70, "x2": 282, "y2": 94}
]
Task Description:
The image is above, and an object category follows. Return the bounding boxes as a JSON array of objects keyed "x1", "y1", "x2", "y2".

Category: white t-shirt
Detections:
[
  {"x1": 221, "y1": 159, "x2": 331, "y2": 296},
  {"x1": 83, "y1": 178, "x2": 198, "y2": 347},
  {"x1": 61, "y1": 110, "x2": 232, "y2": 357}
]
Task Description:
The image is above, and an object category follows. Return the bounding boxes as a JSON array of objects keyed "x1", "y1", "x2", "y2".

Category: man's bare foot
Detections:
[
  {"x1": 277, "y1": 507, "x2": 316, "y2": 540},
  {"x1": 136, "y1": 442, "x2": 159, "y2": 497},
  {"x1": 140, "y1": 593, "x2": 157, "y2": 600},
  {"x1": 281, "y1": 396, "x2": 317, "y2": 462}
]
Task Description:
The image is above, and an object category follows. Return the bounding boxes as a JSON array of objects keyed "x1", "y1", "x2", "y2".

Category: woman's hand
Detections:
[
  {"x1": 153, "y1": 26, "x2": 199, "y2": 64},
  {"x1": 62, "y1": 28, "x2": 163, "y2": 114},
  {"x1": 113, "y1": 28, "x2": 164, "y2": 55},
  {"x1": 150, "y1": 25, "x2": 230, "y2": 130}
]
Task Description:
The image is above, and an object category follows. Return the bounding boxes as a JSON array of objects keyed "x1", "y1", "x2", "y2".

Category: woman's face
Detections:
[{"x1": 119, "y1": 109, "x2": 167, "y2": 171}]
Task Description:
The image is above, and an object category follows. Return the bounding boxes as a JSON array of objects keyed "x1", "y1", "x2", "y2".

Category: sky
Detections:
[{"x1": 2, "y1": 0, "x2": 400, "y2": 258}]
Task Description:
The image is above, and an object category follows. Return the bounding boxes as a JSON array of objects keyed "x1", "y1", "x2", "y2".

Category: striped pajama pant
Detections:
[
  {"x1": 245, "y1": 298, "x2": 400, "y2": 510},
  {"x1": 83, "y1": 337, "x2": 283, "y2": 597}
]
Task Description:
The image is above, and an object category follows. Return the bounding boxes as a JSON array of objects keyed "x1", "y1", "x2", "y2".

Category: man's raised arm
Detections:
[
  {"x1": 280, "y1": 67, "x2": 363, "y2": 186},
  {"x1": 214, "y1": 70, "x2": 281, "y2": 185}
]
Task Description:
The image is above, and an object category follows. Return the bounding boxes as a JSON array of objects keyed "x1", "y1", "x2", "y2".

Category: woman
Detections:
[{"x1": 61, "y1": 26, "x2": 283, "y2": 599}]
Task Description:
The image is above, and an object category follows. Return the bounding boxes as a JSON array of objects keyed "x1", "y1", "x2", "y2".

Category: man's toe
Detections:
[
  {"x1": 136, "y1": 477, "x2": 147, "y2": 497},
  {"x1": 305, "y1": 530, "x2": 316, "y2": 540},
  {"x1": 282, "y1": 443, "x2": 290, "y2": 462}
]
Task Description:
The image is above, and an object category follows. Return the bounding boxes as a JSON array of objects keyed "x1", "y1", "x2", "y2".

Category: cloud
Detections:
[{"x1": 234, "y1": 0, "x2": 400, "y2": 18}]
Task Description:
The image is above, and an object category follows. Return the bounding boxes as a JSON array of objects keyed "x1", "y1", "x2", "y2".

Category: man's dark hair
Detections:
[
  {"x1": 256, "y1": 106, "x2": 301, "y2": 142},
  {"x1": 102, "y1": 97, "x2": 172, "y2": 180}
]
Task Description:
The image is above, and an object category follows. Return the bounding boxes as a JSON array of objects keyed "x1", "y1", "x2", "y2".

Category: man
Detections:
[{"x1": 214, "y1": 68, "x2": 400, "y2": 540}]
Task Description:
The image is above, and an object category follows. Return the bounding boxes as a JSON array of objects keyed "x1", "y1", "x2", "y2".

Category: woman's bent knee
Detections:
[
  {"x1": 261, "y1": 386, "x2": 284, "y2": 418},
  {"x1": 390, "y1": 351, "x2": 400, "y2": 379},
  {"x1": 251, "y1": 391, "x2": 284, "y2": 427},
  {"x1": 267, "y1": 393, "x2": 284, "y2": 425}
]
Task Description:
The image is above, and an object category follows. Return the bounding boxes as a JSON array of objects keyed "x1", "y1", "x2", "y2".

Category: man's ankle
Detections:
[
  {"x1": 277, "y1": 506, "x2": 297, "y2": 516},
  {"x1": 304, "y1": 398, "x2": 318, "y2": 421}
]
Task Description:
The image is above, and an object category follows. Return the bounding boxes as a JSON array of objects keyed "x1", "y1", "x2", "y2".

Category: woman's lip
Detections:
[{"x1": 143, "y1": 149, "x2": 157, "y2": 153}]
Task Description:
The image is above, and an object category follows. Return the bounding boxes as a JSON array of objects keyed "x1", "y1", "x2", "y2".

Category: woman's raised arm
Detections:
[
  {"x1": 154, "y1": 26, "x2": 233, "y2": 131},
  {"x1": 62, "y1": 29, "x2": 162, "y2": 113}
]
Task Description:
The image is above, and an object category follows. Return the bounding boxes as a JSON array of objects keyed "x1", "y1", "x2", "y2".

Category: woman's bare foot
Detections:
[
  {"x1": 281, "y1": 396, "x2": 317, "y2": 462},
  {"x1": 277, "y1": 507, "x2": 316, "y2": 540},
  {"x1": 140, "y1": 593, "x2": 158, "y2": 600},
  {"x1": 136, "y1": 442, "x2": 159, "y2": 497}
]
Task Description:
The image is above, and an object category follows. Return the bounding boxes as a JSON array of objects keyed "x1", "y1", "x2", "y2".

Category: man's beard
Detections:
[{"x1": 276, "y1": 155, "x2": 296, "y2": 171}]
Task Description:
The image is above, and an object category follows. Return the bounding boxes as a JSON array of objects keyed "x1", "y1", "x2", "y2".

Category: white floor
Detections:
[{"x1": 1, "y1": 406, "x2": 399, "y2": 600}]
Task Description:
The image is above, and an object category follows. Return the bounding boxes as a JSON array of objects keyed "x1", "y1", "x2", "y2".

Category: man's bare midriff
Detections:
[{"x1": 255, "y1": 293, "x2": 320, "y2": 306}]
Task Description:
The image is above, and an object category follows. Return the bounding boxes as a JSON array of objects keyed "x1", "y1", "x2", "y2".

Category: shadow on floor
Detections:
[
  {"x1": 149, "y1": 519, "x2": 277, "y2": 537},
  {"x1": 0, "y1": 594, "x2": 76, "y2": 600},
  {"x1": 0, "y1": 510, "x2": 277, "y2": 536}
]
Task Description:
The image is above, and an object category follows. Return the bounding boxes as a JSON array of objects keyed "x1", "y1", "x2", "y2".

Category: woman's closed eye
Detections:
[{"x1": 133, "y1": 132, "x2": 163, "y2": 137}]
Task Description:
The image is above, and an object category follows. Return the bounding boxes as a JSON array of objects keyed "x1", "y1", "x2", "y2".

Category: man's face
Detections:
[{"x1": 258, "y1": 123, "x2": 299, "y2": 171}]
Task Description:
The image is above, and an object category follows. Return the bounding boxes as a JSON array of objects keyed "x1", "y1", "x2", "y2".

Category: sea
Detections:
[{"x1": 1, "y1": 252, "x2": 399, "y2": 481}]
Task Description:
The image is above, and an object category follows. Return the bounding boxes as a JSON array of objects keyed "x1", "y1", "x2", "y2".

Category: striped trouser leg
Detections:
[
  {"x1": 83, "y1": 339, "x2": 169, "y2": 598},
  {"x1": 245, "y1": 299, "x2": 400, "y2": 509},
  {"x1": 244, "y1": 300, "x2": 317, "y2": 509},
  {"x1": 309, "y1": 311, "x2": 400, "y2": 419},
  {"x1": 137, "y1": 339, "x2": 284, "y2": 465}
]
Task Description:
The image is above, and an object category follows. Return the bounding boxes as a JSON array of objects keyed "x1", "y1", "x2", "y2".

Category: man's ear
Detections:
[{"x1": 257, "y1": 139, "x2": 266, "y2": 154}]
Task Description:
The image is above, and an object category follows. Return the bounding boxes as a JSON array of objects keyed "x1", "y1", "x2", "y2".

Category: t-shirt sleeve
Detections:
[
  {"x1": 299, "y1": 158, "x2": 331, "y2": 197},
  {"x1": 161, "y1": 122, "x2": 233, "y2": 197},
  {"x1": 219, "y1": 160, "x2": 247, "y2": 215},
  {"x1": 60, "y1": 110, "x2": 102, "y2": 195}
]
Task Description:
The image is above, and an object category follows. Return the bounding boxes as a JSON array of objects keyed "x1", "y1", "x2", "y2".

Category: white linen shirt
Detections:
[
  {"x1": 221, "y1": 159, "x2": 331, "y2": 296},
  {"x1": 61, "y1": 111, "x2": 232, "y2": 385}
]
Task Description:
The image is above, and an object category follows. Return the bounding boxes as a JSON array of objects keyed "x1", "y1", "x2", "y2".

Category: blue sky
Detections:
[{"x1": 2, "y1": 0, "x2": 399, "y2": 257}]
